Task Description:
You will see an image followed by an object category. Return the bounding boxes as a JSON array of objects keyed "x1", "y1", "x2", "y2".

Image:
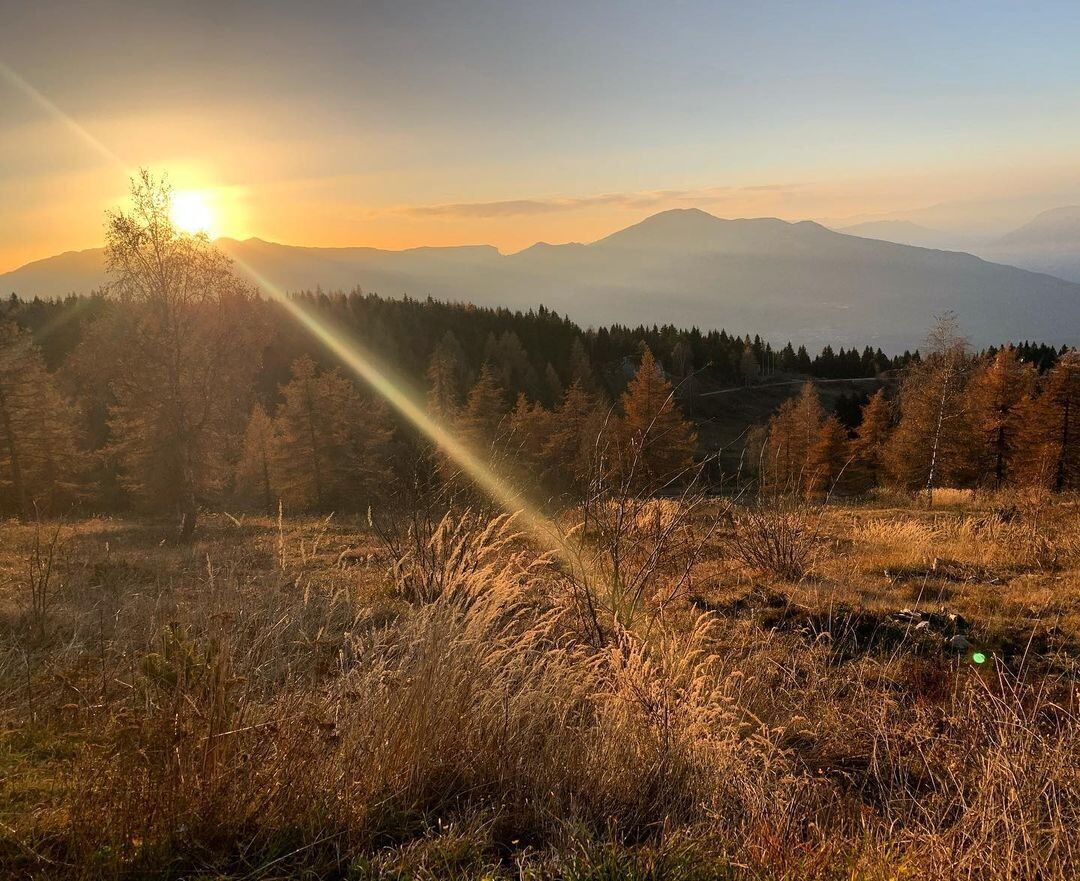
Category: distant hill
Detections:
[
  {"x1": 835, "y1": 220, "x2": 957, "y2": 251},
  {"x1": 2, "y1": 248, "x2": 110, "y2": 297},
  {"x1": 981, "y1": 207, "x2": 1080, "y2": 283},
  {"x1": 4, "y1": 208, "x2": 1079, "y2": 350}
]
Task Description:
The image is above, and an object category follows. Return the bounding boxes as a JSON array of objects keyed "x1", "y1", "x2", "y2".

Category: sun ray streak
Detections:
[
  {"x1": 0, "y1": 60, "x2": 129, "y2": 173},
  {"x1": 232, "y1": 257, "x2": 576, "y2": 563},
  {"x1": 5, "y1": 62, "x2": 588, "y2": 574}
]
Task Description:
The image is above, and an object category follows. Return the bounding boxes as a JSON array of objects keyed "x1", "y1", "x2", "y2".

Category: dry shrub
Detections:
[
  {"x1": 375, "y1": 509, "x2": 539, "y2": 605},
  {"x1": 564, "y1": 490, "x2": 715, "y2": 642},
  {"x1": 721, "y1": 500, "x2": 820, "y2": 581},
  {"x1": 928, "y1": 488, "x2": 977, "y2": 507}
]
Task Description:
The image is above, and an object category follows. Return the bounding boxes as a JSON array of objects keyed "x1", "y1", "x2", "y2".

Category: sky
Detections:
[{"x1": 3, "y1": 0, "x2": 1080, "y2": 272}]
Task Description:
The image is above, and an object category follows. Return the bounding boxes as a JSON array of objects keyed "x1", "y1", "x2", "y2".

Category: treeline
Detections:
[
  {"x1": 758, "y1": 315, "x2": 1079, "y2": 497},
  {"x1": 7, "y1": 287, "x2": 1068, "y2": 407}
]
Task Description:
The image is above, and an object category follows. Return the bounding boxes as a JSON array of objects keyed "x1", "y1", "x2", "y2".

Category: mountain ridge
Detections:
[{"x1": 4, "y1": 210, "x2": 1079, "y2": 350}]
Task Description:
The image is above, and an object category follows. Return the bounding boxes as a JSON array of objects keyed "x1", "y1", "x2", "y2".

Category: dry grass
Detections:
[{"x1": 0, "y1": 494, "x2": 1078, "y2": 879}]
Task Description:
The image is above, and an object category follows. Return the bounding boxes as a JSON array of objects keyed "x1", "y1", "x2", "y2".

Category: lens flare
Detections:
[
  {"x1": 230, "y1": 256, "x2": 574, "y2": 563},
  {"x1": 972, "y1": 651, "x2": 987, "y2": 664},
  {"x1": 0, "y1": 61, "x2": 127, "y2": 172}
]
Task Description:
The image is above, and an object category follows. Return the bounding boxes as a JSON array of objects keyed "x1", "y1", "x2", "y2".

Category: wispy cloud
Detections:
[{"x1": 404, "y1": 184, "x2": 805, "y2": 219}]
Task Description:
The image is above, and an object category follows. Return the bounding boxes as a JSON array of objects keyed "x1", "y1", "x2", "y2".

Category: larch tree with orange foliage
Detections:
[
  {"x1": 234, "y1": 403, "x2": 277, "y2": 514},
  {"x1": 273, "y1": 357, "x2": 394, "y2": 511},
  {"x1": 457, "y1": 363, "x2": 508, "y2": 457},
  {"x1": 764, "y1": 381, "x2": 823, "y2": 493},
  {"x1": 885, "y1": 313, "x2": 975, "y2": 499},
  {"x1": 543, "y1": 380, "x2": 610, "y2": 494},
  {"x1": 965, "y1": 345, "x2": 1036, "y2": 485},
  {"x1": 1015, "y1": 351, "x2": 1079, "y2": 490},
  {"x1": 806, "y1": 415, "x2": 851, "y2": 497},
  {"x1": 0, "y1": 322, "x2": 80, "y2": 518},
  {"x1": 848, "y1": 389, "x2": 892, "y2": 490},
  {"x1": 506, "y1": 392, "x2": 552, "y2": 485},
  {"x1": 619, "y1": 347, "x2": 697, "y2": 490}
]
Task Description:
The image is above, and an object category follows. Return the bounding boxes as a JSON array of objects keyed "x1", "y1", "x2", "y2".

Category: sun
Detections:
[{"x1": 170, "y1": 190, "x2": 217, "y2": 236}]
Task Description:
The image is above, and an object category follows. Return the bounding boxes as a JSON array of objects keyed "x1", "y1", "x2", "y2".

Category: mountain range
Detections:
[
  {"x1": 979, "y1": 206, "x2": 1080, "y2": 283},
  {"x1": 4, "y1": 208, "x2": 1080, "y2": 350}
]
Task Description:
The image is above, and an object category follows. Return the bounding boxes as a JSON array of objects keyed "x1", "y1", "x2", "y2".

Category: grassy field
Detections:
[{"x1": 0, "y1": 491, "x2": 1077, "y2": 879}]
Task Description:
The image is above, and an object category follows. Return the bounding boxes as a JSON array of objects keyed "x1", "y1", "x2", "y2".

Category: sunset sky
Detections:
[{"x1": 3, "y1": 0, "x2": 1080, "y2": 272}]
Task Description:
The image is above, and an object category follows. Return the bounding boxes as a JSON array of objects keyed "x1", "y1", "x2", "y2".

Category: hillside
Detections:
[
  {"x1": 981, "y1": 206, "x2": 1080, "y2": 283},
  {"x1": 4, "y1": 209, "x2": 1080, "y2": 349},
  {"x1": 835, "y1": 219, "x2": 958, "y2": 250}
]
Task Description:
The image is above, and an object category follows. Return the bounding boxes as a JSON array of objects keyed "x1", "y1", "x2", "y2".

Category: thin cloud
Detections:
[{"x1": 403, "y1": 184, "x2": 806, "y2": 219}]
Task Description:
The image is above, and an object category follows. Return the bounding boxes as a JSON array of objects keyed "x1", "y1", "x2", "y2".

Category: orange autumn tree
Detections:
[
  {"x1": 763, "y1": 381, "x2": 824, "y2": 494},
  {"x1": 542, "y1": 380, "x2": 611, "y2": 495},
  {"x1": 806, "y1": 415, "x2": 851, "y2": 498},
  {"x1": 965, "y1": 345, "x2": 1036, "y2": 485},
  {"x1": 848, "y1": 389, "x2": 892, "y2": 491},
  {"x1": 619, "y1": 347, "x2": 696, "y2": 490},
  {"x1": 0, "y1": 322, "x2": 81, "y2": 518},
  {"x1": 1014, "y1": 351, "x2": 1080, "y2": 490}
]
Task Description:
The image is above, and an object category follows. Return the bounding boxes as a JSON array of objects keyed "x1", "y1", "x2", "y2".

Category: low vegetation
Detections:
[{"x1": 1, "y1": 488, "x2": 1077, "y2": 879}]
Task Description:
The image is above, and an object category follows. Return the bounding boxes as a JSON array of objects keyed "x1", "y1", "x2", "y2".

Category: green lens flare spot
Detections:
[{"x1": 972, "y1": 652, "x2": 987, "y2": 664}]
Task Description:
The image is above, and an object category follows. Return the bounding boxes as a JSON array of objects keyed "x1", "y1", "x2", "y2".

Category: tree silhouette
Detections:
[{"x1": 100, "y1": 170, "x2": 264, "y2": 539}]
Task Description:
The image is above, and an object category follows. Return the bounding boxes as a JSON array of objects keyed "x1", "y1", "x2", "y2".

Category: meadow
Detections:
[{"x1": 1, "y1": 489, "x2": 1077, "y2": 880}]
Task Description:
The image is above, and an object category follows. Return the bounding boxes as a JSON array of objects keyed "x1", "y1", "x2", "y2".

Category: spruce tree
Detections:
[
  {"x1": 568, "y1": 337, "x2": 595, "y2": 390},
  {"x1": 426, "y1": 330, "x2": 469, "y2": 422},
  {"x1": 543, "y1": 362, "x2": 563, "y2": 408}
]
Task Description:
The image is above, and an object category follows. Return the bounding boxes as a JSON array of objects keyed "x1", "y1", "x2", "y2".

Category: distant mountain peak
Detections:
[{"x1": 995, "y1": 205, "x2": 1080, "y2": 248}]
